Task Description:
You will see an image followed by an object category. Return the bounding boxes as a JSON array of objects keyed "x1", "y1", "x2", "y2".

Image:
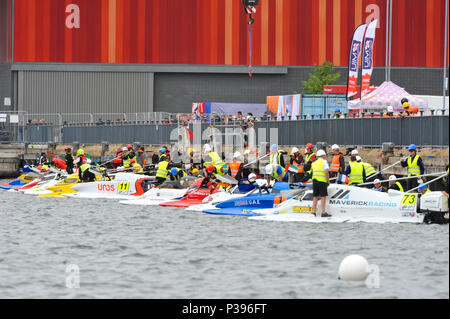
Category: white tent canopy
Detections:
[{"x1": 348, "y1": 81, "x2": 428, "y2": 110}]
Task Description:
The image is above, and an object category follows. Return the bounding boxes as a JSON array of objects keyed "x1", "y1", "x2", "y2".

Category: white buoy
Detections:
[{"x1": 338, "y1": 255, "x2": 369, "y2": 281}]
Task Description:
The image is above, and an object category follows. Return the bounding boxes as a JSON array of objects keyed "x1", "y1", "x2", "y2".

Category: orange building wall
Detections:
[{"x1": 12, "y1": 0, "x2": 449, "y2": 67}]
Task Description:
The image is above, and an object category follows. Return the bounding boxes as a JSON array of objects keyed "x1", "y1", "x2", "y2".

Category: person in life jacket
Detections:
[
  {"x1": 372, "y1": 178, "x2": 387, "y2": 192},
  {"x1": 269, "y1": 144, "x2": 285, "y2": 168},
  {"x1": 113, "y1": 147, "x2": 124, "y2": 168},
  {"x1": 302, "y1": 143, "x2": 316, "y2": 181},
  {"x1": 329, "y1": 144, "x2": 345, "y2": 184},
  {"x1": 49, "y1": 155, "x2": 67, "y2": 170},
  {"x1": 388, "y1": 175, "x2": 404, "y2": 192},
  {"x1": 73, "y1": 149, "x2": 87, "y2": 170},
  {"x1": 203, "y1": 144, "x2": 228, "y2": 176},
  {"x1": 130, "y1": 159, "x2": 144, "y2": 173},
  {"x1": 383, "y1": 105, "x2": 399, "y2": 118},
  {"x1": 170, "y1": 167, "x2": 187, "y2": 181},
  {"x1": 201, "y1": 165, "x2": 218, "y2": 190},
  {"x1": 332, "y1": 107, "x2": 345, "y2": 119},
  {"x1": 158, "y1": 147, "x2": 167, "y2": 162},
  {"x1": 400, "y1": 98, "x2": 414, "y2": 117},
  {"x1": 356, "y1": 156, "x2": 377, "y2": 182},
  {"x1": 37, "y1": 152, "x2": 47, "y2": 166},
  {"x1": 64, "y1": 146, "x2": 74, "y2": 174},
  {"x1": 78, "y1": 163, "x2": 96, "y2": 183},
  {"x1": 288, "y1": 147, "x2": 304, "y2": 183},
  {"x1": 228, "y1": 151, "x2": 244, "y2": 181},
  {"x1": 155, "y1": 155, "x2": 171, "y2": 185},
  {"x1": 418, "y1": 183, "x2": 431, "y2": 195},
  {"x1": 122, "y1": 144, "x2": 136, "y2": 168},
  {"x1": 265, "y1": 164, "x2": 287, "y2": 187},
  {"x1": 344, "y1": 150, "x2": 366, "y2": 186},
  {"x1": 401, "y1": 144, "x2": 424, "y2": 191},
  {"x1": 191, "y1": 168, "x2": 202, "y2": 178},
  {"x1": 238, "y1": 173, "x2": 259, "y2": 192},
  {"x1": 311, "y1": 149, "x2": 332, "y2": 217},
  {"x1": 137, "y1": 146, "x2": 147, "y2": 166}
]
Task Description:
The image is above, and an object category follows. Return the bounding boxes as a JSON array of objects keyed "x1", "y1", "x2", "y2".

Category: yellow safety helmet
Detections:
[{"x1": 77, "y1": 149, "x2": 85, "y2": 156}]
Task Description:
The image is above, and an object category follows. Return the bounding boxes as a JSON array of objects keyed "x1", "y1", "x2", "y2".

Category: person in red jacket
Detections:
[
  {"x1": 49, "y1": 155, "x2": 67, "y2": 170},
  {"x1": 113, "y1": 147, "x2": 124, "y2": 168}
]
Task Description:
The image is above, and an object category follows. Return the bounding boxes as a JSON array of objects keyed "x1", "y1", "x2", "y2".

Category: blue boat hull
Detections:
[
  {"x1": 202, "y1": 207, "x2": 260, "y2": 216},
  {"x1": 0, "y1": 179, "x2": 27, "y2": 190}
]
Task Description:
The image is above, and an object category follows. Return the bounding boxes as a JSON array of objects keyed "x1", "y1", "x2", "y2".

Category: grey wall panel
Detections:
[
  {"x1": 0, "y1": 63, "x2": 11, "y2": 110},
  {"x1": 153, "y1": 67, "x2": 448, "y2": 114},
  {"x1": 20, "y1": 71, "x2": 152, "y2": 115},
  {"x1": 11, "y1": 64, "x2": 448, "y2": 115}
]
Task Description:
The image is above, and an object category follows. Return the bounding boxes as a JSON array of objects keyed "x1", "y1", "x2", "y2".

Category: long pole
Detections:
[
  {"x1": 385, "y1": 0, "x2": 390, "y2": 82},
  {"x1": 444, "y1": 0, "x2": 449, "y2": 109},
  {"x1": 244, "y1": 153, "x2": 270, "y2": 168},
  {"x1": 407, "y1": 173, "x2": 448, "y2": 193},
  {"x1": 388, "y1": 0, "x2": 394, "y2": 81},
  {"x1": 358, "y1": 171, "x2": 448, "y2": 186},
  {"x1": 365, "y1": 160, "x2": 402, "y2": 180}
]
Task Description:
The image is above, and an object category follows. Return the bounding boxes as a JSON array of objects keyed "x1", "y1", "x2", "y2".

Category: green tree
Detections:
[{"x1": 301, "y1": 61, "x2": 341, "y2": 94}]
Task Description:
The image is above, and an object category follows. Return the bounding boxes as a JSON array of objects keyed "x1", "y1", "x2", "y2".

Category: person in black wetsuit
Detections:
[{"x1": 64, "y1": 146, "x2": 74, "y2": 174}]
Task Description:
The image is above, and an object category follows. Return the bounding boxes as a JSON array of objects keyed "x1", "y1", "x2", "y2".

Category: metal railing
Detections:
[
  {"x1": 1, "y1": 111, "x2": 448, "y2": 147},
  {"x1": 59, "y1": 114, "x2": 448, "y2": 147}
]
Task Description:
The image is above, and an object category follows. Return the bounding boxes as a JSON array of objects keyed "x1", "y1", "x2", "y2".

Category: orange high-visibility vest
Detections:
[
  {"x1": 330, "y1": 154, "x2": 343, "y2": 173},
  {"x1": 290, "y1": 158, "x2": 304, "y2": 173},
  {"x1": 229, "y1": 161, "x2": 242, "y2": 178}
]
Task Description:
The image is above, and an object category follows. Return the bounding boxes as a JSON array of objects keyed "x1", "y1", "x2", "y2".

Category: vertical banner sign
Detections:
[
  {"x1": 346, "y1": 24, "x2": 367, "y2": 100},
  {"x1": 361, "y1": 19, "x2": 378, "y2": 98}
]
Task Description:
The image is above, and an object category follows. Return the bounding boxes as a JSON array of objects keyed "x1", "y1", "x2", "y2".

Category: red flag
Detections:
[{"x1": 185, "y1": 127, "x2": 193, "y2": 140}]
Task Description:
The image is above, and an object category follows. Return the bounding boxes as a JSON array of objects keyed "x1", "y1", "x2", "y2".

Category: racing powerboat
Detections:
[
  {"x1": 201, "y1": 182, "x2": 303, "y2": 216},
  {"x1": 62, "y1": 173, "x2": 155, "y2": 199},
  {"x1": 249, "y1": 184, "x2": 449, "y2": 224},
  {"x1": 118, "y1": 176, "x2": 198, "y2": 206},
  {"x1": 0, "y1": 174, "x2": 36, "y2": 190},
  {"x1": 159, "y1": 177, "x2": 221, "y2": 207},
  {"x1": 186, "y1": 179, "x2": 274, "y2": 212},
  {"x1": 37, "y1": 173, "x2": 81, "y2": 198}
]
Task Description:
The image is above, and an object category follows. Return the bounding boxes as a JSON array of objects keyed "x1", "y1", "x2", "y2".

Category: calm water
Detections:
[{"x1": 0, "y1": 180, "x2": 448, "y2": 299}]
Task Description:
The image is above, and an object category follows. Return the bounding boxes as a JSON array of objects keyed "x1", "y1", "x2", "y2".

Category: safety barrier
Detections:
[
  {"x1": 58, "y1": 115, "x2": 448, "y2": 147},
  {"x1": 2, "y1": 115, "x2": 448, "y2": 147}
]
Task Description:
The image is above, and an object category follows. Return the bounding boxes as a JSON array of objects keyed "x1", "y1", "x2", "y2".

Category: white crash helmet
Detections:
[
  {"x1": 387, "y1": 105, "x2": 394, "y2": 113},
  {"x1": 203, "y1": 144, "x2": 212, "y2": 153},
  {"x1": 317, "y1": 149, "x2": 326, "y2": 157},
  {"x1": 265, "y1": 164, "x2": 274, "y2": 174},
  {"x1": 233, "y1": 151, "x2": 241, "y2": 159},
  {"x1": 374, "y1": 179, "x2": 381, "y2": 184},
  {"x1": 291, "y1": 147, "x2": 299, "y2": 154},
  {"x1": 351, "y1": 149, "x2": 359, "y2": 155},
  {"x1": 248, "y1": 173, "x2": 257, "y2": 181},
  {"x1": 122, "y1": 147, "x2": 128, "y2": 151},
  {"x1": 331, "y1": 144, "x2": 340, "y2": 150},
  {"x1": 389, "y1": 175, "x2": 397, "y2": 181},
  {"x1": 356, "y1": 156, "x2": 362, "y2": 162}
]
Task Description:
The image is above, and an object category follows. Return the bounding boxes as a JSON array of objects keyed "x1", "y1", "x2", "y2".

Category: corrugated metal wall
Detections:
[
  {"x1": 18, "y1": 71, "x2": 153, "y2": 114},
  {"x1": 12, "y1": 0, "x2": 449, "y2": 67}
]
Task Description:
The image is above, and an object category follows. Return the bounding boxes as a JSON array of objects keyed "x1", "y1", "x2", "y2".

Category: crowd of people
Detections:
[{"x1": 35, "y1": 141, "x2": 449, "y2": 217}]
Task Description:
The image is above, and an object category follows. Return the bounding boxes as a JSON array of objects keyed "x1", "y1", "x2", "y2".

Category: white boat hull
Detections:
[
  {"x1": 62, "y1": 173, "x2": 152, "y2": 199},
  {"x1": 119, "y1": 188, "x2": 187, "y2": 205},
  {"x1": 250, "y1": 184, "x2": 425, "y2": 224}
]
